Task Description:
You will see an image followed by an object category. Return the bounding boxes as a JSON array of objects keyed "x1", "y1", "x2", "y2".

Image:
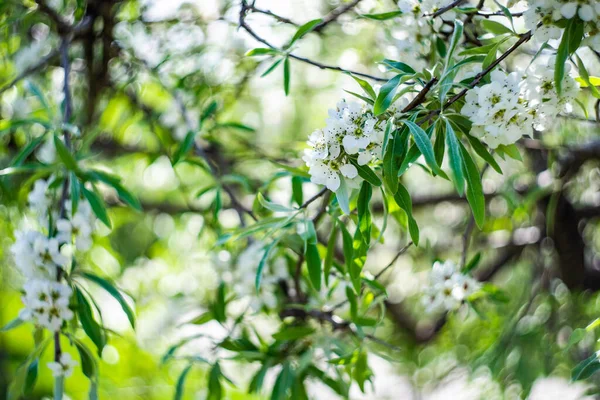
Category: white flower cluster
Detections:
[
  {"x1": 303, "y1": 100, "x2": 387, "y2": 192},
  {"x1": 461, "y1": 65, "x2": 577, "y2": 148},
  {"x1": 422, "y1": 260, "x2": 481, "y2": 313},
  {"x1": 524, "y1": 0, "x2": 600, "y2": 50},
  {"x1": 521, "y1": 56, "x2": 578, "y2": 129},
  {"x1": 19, "y1": 279, "x2": 73, "y2": 332},
  {"x1": 47, "y1": 353, "x2": 78, "y2": 378},
  {"x1": 11, "y1": 178, "x2": 96, "y2": 333},
  {"x1": 10, "y1": 178, "x2": 98, "y2": 377}
]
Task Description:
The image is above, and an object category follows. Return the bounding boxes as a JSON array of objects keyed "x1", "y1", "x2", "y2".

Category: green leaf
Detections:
[
  {"x1": 246, "y1": 48, "x2": 279, "y2": 56},
  {"x1": 459, "y1": 143, "x2": 485, "y2": 229},
  {"x1": 273, "y1": 326, "x2": 315, "y2": 341},
  {"x1": 74, "y1": 340, "x2": 98, "y2": 380},
  {"x1": 403, "y1": 120, "x2": 443, "y2": 176},
  {"x1": 481, "y1": 20, "x2": 514, "y2": 35},
  {"x1": 78, "y1": 272, "x2": 136, "y2": 329},
  {"x1": 572, "y1": 354, "x2": 600, "y2": 381},
  {"x1": 555, "y1": 18, "x2": 583, "y2": 94},
  {"x1": 497, "y1": 143, "x2": 522, "y2": 161},
  {"x1": 343, "y1": 90, "x2": 374, "y2": 105},
  {"x1": 257, "y1": 192, "x2": 297, "y2": 212},
  {"x1": 462, "y1": 252, "x2": 481, "y2": 273},
  {"x1": 381, "y1": 118, "x2": 395, "y2": 157},
  {"x1": 207, "y1": 363, "x2": 223, "y2": 400},
  {"x1": 305, "y1": 243, "x2": 322, "y2": 291},
  {"x1": 350, "y1": 159, "x2": 382, "y2": 186},
  {"x1": 346, "y1": 286, "x2": 358, "y2": 319},
  {"x1": 324, "y1": 224, "x2": 338, "y2": 287},
  {"x1": 249, "y1": 362, "x2": 271, "y2": 393},
  {"x1": 283, "y1": 57, "x2": 291, "y2": 95},
  {"x1": 393, "y1": 184, "x2": 419, "y2": 246},
  {"x1": 261, "y1": 58, "x2": 283, "y2": 77},
  {"x1": 575, "y1": 55, "x2": 600, "y2": 99},
  {"x1": 445, "y1": 120, "x2": 465, "y2": 196},
  {"x1": 75, "y1": 287, "x2": 106, "y2": 355},
  {"x1": 1, "y1": 317, "x2": 25, "y2": 332},
  {"x1": 380, "y1": 59, "x2": 416, "y2": 74},
  {"x1": 201, "y1": 100, "x2": 218, "y2": 121},
  {"x1": 271, "y1": 362, "x2": 294, "y2": 400},
  {"x1": 338, "y1": 218, "x2": 354, "y2": 274},
  {"x1": 445, "y1": 20, "x2": 464, "y2": 69},
  {"x1": 567, "y1": 328, "x2": 586, "y2": 350},
  {"x1": 213, "y1": 282, "x2": 227, "y2": 323},
  {"x1": 53, "y1": 135, "x2": 78, "y2": 171},
  {"x1": 89, "y1": 170, "x2": 142, "y2": 211},
  {"x1": 463, "y1": 134, "x2": 502, "y2": 174},
  {"x1": 374, "y1": 74, "x2": 403, "y2": 116},
  {"x1": 359, "y1": 10, "x2": 403, "y2": 20},
  {"x1": 289, "y1": 19, "x2": 322, "y2": 45},
  {"x1": 8, "y1": 336, "x2": 51, "y2": 400},
  {"x1": 82, "y1": 186, "x2": 112, "y2": 228},
  {"x1": 357, "y1": 181, "x2": 372, "y2": 246},
  {"x1": 346, "y1": 73, "x2": 376, "y2": 99},
  {"x1": 174, "y1": 364, "x2": 193, "y2": 400},
  {"x1": 24, "y1": 359, "x2": 38, "y2": 395},
  {"x1": 291, "y1": 176, "x2": 304, "y2": 206},
  {"x1": 255, "y1": 240, "x2": 279, "y2": 292},
  {"x1": 172, "y1": 130, "x2": 196, "y2": 166},
  {"x1": 10, "y1": 134, "x2": 47, "y2": 166},
  {"x1": 383, "y1": 127, "x2": 409, "y2": 194}
]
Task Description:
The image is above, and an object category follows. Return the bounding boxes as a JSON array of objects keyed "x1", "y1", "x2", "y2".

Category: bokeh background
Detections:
[{"x1": 1, "y1": 0, "x2": 600, "y2": 399}]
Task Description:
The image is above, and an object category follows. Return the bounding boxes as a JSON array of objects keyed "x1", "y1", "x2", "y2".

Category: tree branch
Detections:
[{"x1": 238, "y1": 0, "x2": 386, "y2": 82}]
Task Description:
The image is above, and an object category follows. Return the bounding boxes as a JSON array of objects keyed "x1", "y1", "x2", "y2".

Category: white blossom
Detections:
[
  {"x1": 524, "y1": 0, "x2": 600, "y2": 46},
  {"x1": 28, "y1": 179, "x2": 53, "y2": 215},
  {"x1": 20, "y1": 279, "x2": 74, "y2": 332},
  {"x1": 47, "y1": 353, "x2": 78, "y2": 377},
  {"x1": 421, "y1": 260, "x2": 481, "y2": 313},
  {"x1": 461, "y1": 70, "x2": 533, "y2": 148},
  {"x1": 56, "y1": 200, "x2": 95, "y2": 250},
  {"x1": 303, "y1": 99, "x2": 387, "y2": 192},
  {"x1": 11, "y1": 231, "x2": 68, "y2": 278}
]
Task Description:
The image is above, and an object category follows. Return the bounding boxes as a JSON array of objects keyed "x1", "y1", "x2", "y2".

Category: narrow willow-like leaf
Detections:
[
  {"x1": 255, "y1": 240, "x2": 279, "y2": 292},
  {"x1": 350, "y1": 159, "x2": 382, "y2": 186},
  {"x1": 283, "y1": 57, "x2": 291, "y2": 95},
  {"x1": 305, "y1": 242, "x2": 322, "y2": 291},
  {"x1": 403, "y1": 120, "x2": 443, "y2": 176},
  {"x1": 82, "y1": 186, "x2": 111, "y2": 228},
  {"x1": 346, "y1": 73, "x2": 376, "y2": 99},
  {"x1": 359, "y1": 10, "x2": 403, "y2": 20},
  {"x1": 79, "y1": 272, "x2": 136, "y2": 329},
  {"x1": 445, "y1": 119, "x2": 465, "y2": 196},
  {"x1": 459, "y1": 143, "x2": 485, "y2": 228},
  {"x1": 393, "y1": 184, "x2": 419, "y2": 245},
  {"x1": 174, "y1": 364, "x2": 193, "y2": 400},
  {"x1": 357, "y1": 181, "x2": 372, "y2": 246},
  {"x1": 289, "y1": 19, "x2": 322, "y2": 45},
  {"x1": 374, "y1": 74, "x2": 403, "y2": 116}
]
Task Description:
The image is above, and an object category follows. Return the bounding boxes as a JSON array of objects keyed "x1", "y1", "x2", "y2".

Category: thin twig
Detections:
[
  {"x1": 374, "y1": 242, "x2": 414, "y2": 281},
  {"x1": 427, "y1": 0, "x2": 466, "y2": 18},
  {"x1": 313, "y1": 0, "x2": 362, "y2": 32},
  {"x1": 300, "y1": 187, "x2": 327, "y2": 209},
  {"x1": 238, "y1": 0, "x2": 386, "y2": 82},
  {"x1": 401, "y1": 78, "x2": 438, "y2": 113},
  {"x1": 0, "y1": 17, "x2": 91, "y2": 95},
  {"x1": 248, "y1": 5, "x2": 299, "y2": 26}
]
